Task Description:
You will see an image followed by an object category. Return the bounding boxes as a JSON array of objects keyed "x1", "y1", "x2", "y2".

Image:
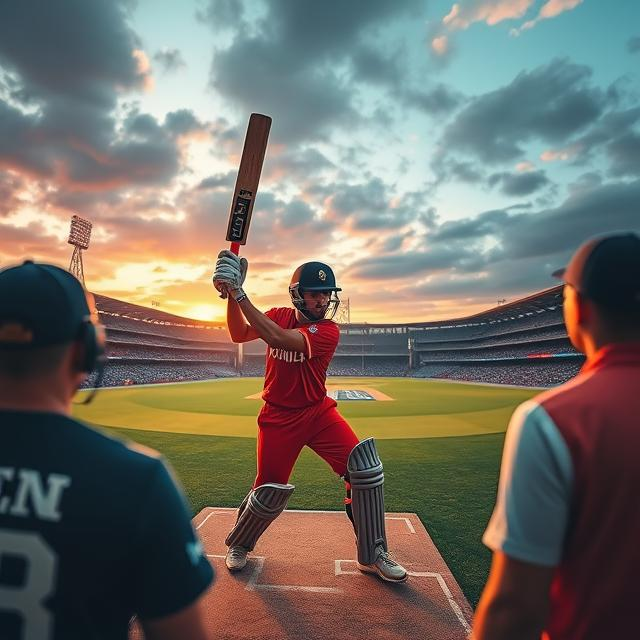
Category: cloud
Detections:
[
  {"x1": 432, "y1": 1, "x2": 584, "y2": 60},
  {"x1": 442, "y1": 1, "x2": 534, "y2": 30},
  {"x1": 0, "y1": 171, "x2": 26, "y2": 217},
  {"x1": 405, "y1": 84, "x2": 463, "y2": 115},
  {"x1": 540, "y1": 145, "x2": 581, "y2": 162},
  {"x1": 488, "y1": 169, "x2": 550, "y2": 195},
  {"x1": 197, "y1": 172, "x2": 236, "y2": 190},
  {"x1": 202, "y1": 0, "x2": 424, "y2": 143},
  {"x1": 324, "y1": 178, "x2": 435, "y2": 232},
  {"x1": 347, "y1": 243, "x2": 485, "y2": 279},
  {"x1": 606, "y1": 131, "x2": 640, "y2": 177},
  {"x1": 558, "y1": 107, "x2": 640, "y2": 171},
  {"x1": 0, "y1": 0, "x2": 204, "y2": 195},
  {"x1": 511, "y1": 0, "x2": 584, "y2": 36},
  {"x1": 431, "y1": 35, "x2": 450, "y2": 56},
  {"x1": 345, "y1": 179, "x2": 640, "y2": 301},
  {"x1": 628, "y1": 36, "x2": 640, "y2": 54},
  {"x1": 153, "y1": 47, "x2": 187, "y2": 74},
  {"x1": 0, "y1": 0, "x2": 148, "y2": 104},
  {"x1": 437, "y1": 59, "x2": 606, "y2": 164},
  {"x1": 442, "y1": 160, "x2": 485, "y2": 183},
  {"x1": 0, "y1": 217, "x2": 67, "y2": 264},
  {"x1": 263, "y1": 147, "x2": 334, "y2": 185},
  {"x1": 350, "y1": 45, "x2": 405, "y2": 89}
]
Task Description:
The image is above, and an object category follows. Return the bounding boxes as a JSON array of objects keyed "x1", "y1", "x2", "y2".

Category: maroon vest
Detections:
[{"x1": 538, "y1": 344, "x2": 640, "y2": 639}]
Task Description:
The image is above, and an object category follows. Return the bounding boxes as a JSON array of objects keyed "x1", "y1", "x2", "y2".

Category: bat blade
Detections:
[{"x1": 225, "y1": 113, "x2": 272, "y2": 255}]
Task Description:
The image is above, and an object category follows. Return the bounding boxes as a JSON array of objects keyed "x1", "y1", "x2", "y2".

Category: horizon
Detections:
[{"x1": 95, "y1": 281, "x2": 562, "y2": 327}]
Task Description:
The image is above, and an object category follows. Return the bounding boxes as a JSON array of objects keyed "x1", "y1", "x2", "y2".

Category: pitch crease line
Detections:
[
  {"x1": 208, "y1": 555, "x2": 343, "y2": 594},
  {"x1": 335, "y1": 561, "x2": 470, "y2": 632},
  {"x1": 386, "y1": 516, "x2": 416, "y2": 533}
]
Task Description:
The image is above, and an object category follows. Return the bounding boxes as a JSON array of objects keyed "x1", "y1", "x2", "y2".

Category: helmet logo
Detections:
[{"x1": 318, "y1": 270, "x2": 327, "y2": 281}]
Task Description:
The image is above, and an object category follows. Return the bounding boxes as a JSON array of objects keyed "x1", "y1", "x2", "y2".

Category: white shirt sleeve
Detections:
[{"x1": 482, "y1": 400, "x2": 574, "y2": 567}]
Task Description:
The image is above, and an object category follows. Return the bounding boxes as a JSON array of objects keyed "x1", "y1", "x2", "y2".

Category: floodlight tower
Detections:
[{"x1": 67, "y1": 215, "x2": 92, "y2": 286}]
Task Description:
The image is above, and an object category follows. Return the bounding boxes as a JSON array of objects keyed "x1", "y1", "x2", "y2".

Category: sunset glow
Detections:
[{"x1": 1, "y1": 1, "x2": 638, "y2": 323}]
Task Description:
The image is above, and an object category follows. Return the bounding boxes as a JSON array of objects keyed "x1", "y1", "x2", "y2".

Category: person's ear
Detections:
[{"x1": 574, "y1": 291, "x2": 592, "y2": 327}]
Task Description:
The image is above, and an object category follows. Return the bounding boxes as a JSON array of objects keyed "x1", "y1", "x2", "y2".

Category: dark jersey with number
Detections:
[{"x1": 0, "y1": 410, "x2": 214, "y2": 639}]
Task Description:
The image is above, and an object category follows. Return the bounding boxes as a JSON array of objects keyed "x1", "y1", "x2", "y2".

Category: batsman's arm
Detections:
[
  {"x1": 226, "y1": 295, "x2": 260, "y2": 343},
  {"x1": 231, "y1": 293, "x2": 306, "y2": 353}
]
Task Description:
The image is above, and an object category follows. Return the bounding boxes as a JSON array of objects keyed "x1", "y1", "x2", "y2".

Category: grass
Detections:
[
  {"x1": 75, "y1": 377, "x2": 534, "y2": 438},
  {"x1": 74, "y1": 378, "x2": 538, "y2": 607}
]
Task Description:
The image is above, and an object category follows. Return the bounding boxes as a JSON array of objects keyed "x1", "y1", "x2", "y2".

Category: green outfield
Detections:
[{"x1": 74, "y1": 377, "x2": 539, "y2": 606}]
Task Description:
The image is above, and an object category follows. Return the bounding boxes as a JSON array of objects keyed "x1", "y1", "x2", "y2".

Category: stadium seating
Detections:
[{"x1": 88, "y1": 285, "x2": 583, "y2": 389}]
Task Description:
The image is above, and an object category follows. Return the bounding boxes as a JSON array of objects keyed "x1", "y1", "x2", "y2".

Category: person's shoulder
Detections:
[
  {"x1": 509, "y1": 398, "x2": 545, "y2": 431},
  {"x1": 534, "y1": 368, "x2": 598, "y2": 415},
  {"x1": 68, "y1": 417, "x2": 164, "y2": 472},
  {"x1": 316, "y1": 319, "x2": 339, "y2": 334}
]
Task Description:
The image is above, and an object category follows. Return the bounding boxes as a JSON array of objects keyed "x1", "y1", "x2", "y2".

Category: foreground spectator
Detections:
[
  {"x1": 473, "y1": 233, "x2": 640, "y2": 639},
  {"x1": 0, "y1": 262, "x2": 213, "y2": 639}
]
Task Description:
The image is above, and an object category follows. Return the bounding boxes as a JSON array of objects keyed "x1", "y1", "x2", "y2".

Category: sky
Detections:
[{"x1": 1, "y1": 0, "x2": 639, "y2": 323}]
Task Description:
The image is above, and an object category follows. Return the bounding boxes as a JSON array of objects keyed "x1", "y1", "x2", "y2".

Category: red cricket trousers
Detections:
[{"x1": 253, "y1": 396, "x2": 360, "y2": 487}]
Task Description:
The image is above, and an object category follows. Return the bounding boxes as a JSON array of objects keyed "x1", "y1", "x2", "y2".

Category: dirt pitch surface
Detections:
[{"x1": 136, "y1": 507, "x2": 473, "y2": 639}]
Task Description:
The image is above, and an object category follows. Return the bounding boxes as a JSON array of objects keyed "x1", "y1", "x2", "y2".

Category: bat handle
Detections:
[{"x1": 216, "y1": 241, "x2": 242, "y2": 299}]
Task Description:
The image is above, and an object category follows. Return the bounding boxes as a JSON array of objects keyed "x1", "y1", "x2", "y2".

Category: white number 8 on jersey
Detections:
[{"x1": 0, "y1": 530, "x2": 57, "y2": 640}]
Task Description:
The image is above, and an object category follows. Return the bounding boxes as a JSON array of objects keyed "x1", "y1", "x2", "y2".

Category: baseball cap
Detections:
[
  {"x1": 553, "y1": 232, "x2": 640, "y2": 311},
  {"x1": 0, "y1": 260, "x2": 91, "y2": 349}
]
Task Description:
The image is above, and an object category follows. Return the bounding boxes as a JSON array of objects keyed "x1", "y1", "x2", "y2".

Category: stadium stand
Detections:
[{"x1": 89, "y1": 285, "x2": 583, "y2": 389}]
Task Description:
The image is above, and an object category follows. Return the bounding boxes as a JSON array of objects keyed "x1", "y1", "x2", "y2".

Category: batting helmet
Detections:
[{"x1": 289, "y1": 261, "x2": 341, "y2": 321}]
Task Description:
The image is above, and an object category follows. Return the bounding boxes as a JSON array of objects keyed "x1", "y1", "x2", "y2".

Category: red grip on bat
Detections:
[{"x1": 230, "y1": 242, "x2": 240, "y2": 256}]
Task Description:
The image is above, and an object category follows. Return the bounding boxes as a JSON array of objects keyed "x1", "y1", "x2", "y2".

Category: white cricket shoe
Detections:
[
  {"x1": 357, "y1": 545, "x2": 408, "y2": 582},
  {"x1": 225, "y1": 546, "x2": 249, "y2": 572}
]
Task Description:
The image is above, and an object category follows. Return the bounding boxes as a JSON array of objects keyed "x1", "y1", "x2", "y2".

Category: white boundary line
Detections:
[
  {"x1": 195, "y1": 511, "x2": 218, "y2": 530},
  {"x1": 207, "y1": 554, "x2": 343, "y2": 594},
  {"x1": 208, "y1": 551, "x2": 468, "y2": 629},
  {"x1": 197, "y1": 509, "x2": 416, "y2": 534},
  {"x1": 386, "y1": 516, "x2": 416, "y2": 533},
  {"x1": 335, "y1": 560, "x2": 470, "y2": 632}
]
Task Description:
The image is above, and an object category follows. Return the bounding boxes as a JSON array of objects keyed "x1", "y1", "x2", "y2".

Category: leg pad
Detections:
[
  {"x1": 347, "y1": 438, "x2": 387, "y2": 565},
  {"x1": 225, "y1": 483, "x2": 294, "y2": 551}
]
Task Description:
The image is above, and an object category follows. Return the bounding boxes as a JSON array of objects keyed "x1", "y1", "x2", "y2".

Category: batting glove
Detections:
[
  {"x1": 214, "y1": 251, "x2": 247, "y2": 286},
  {"x1": 212, "y1": 250, "x2": 248, "y2": 298}
]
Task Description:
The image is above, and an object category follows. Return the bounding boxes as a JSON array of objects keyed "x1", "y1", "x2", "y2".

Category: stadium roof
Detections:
[
  {"x1": 344, "y1": 285, "x2": 564, "y2": 329},
  {"x1": 92, "y1": 284, "x2": 564, "y2": 331},
  {"x1": 94, "y1": 294, "x2": 224, "y2": 328}
]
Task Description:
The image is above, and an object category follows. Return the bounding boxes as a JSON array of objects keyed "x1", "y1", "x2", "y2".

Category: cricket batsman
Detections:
[{"x1": 212, "y1": 251, "x2": 407, "y2": 582}]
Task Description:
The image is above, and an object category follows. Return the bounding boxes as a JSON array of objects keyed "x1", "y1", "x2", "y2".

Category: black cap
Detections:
[
  {"x1": 553, "y1": 233, "x2": 640, "y2": 311},
  {"x1": 0, "y1": 261, "x2": 91, "y2": 349}
]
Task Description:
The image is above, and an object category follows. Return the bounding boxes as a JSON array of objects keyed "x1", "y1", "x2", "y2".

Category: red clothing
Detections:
[
  {"x1": 252, "y1": 307, "x2": 358, "y2": 488},
  {"x1": 537, "y1": 343, "x2": 640, "y2": 640},
  {"x1": 262, "y1": 307, "x2": 339, "y2": 409},
  {"x1": 254, "y1": 397, "x2": 359, "y2": 487}
]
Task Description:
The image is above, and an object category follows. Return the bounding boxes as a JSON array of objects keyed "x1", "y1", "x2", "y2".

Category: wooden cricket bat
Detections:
[
  {"x1": 225, "y1": 113, "x2": 272, "y2": 255},
  {"x1": 215, "y1": 113, "x2": 271, "y2": 298}
]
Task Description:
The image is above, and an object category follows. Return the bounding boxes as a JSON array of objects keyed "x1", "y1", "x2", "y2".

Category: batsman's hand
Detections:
[{"x1": 212, "y1": 250, "x2": 248, "y2": 298}]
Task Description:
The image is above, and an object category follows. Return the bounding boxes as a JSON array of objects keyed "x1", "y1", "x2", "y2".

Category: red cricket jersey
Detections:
[{"x1": 261, "y1": 307, "x2": 339, "y2": 409}]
